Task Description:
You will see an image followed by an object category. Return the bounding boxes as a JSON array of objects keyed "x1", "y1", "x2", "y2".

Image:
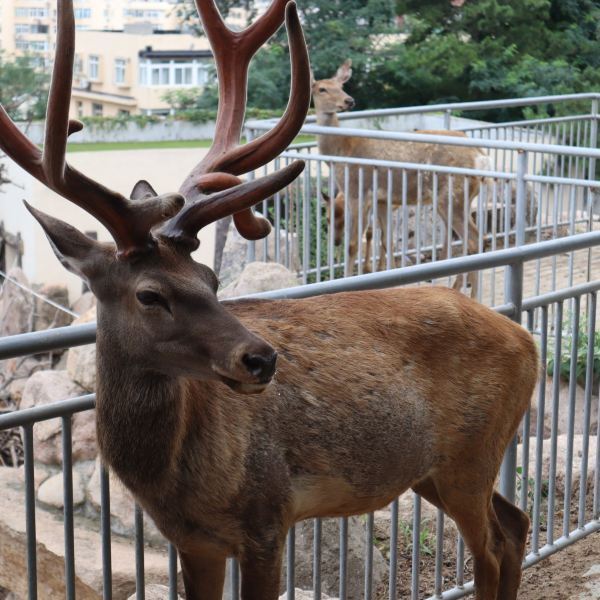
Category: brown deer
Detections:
[
  {"x1": 313, "y1": 60, "x2": 491, "y2": 293},
  {"x1": 0, "y1": 1, "x2": 538, "y2": 599}
]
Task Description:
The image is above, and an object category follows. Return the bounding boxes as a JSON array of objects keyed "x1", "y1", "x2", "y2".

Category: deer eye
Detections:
[
  {"x1": 319, "y1": 87, "x2": 327, "y2": 93},
  {"x1": 136, "y1": 290, "x2": 171, "y2": 313}
]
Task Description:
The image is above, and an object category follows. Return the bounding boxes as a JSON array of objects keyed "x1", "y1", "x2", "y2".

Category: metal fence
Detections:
[
  {"x1": 1, "y1": 230, "x2": 599, "y2": 600},
  {"x1": 243, "y1": 93, "x2": 600, "y2": 301}
]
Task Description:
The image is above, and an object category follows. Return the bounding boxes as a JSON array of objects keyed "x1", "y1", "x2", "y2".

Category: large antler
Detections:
[
  {"x1": 159, "y1": 0, "x2": 311, "y2": 250},
  {"x1": 0, "y1": 0, "x2": 183, "y2": 258}
]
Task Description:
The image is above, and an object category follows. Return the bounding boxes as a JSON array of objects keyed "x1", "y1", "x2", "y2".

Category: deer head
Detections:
[
  {"x1": 311, "y1": 59, "x2": 355, "y2": 115},
  {"x1": 322, "y1": 191, "x2": 347, "y2": 246},
  {"x1": 0, "y1": 0, "x2": 311, "y2": 394}
]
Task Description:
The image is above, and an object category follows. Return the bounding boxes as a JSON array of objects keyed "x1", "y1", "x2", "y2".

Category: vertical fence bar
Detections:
[
  {"x1": 62, "y1": 416, "x2": 76, "y2": 600},
  {"x1": 455, "y1": 535, "x2": 465, "y2": 589},
  {"x1": 343, "y1": 166, "x2": 351, "y2": 277},
  {"x1": 371, "y1": 169, "x2": 379, "y2": 273},
  {"x1": 388, "y1": 499, "x2": 398, "y2": 600},
  {"x1": 328, "y1": 161, "x2": 336, "y2": 280},
  {"x1": 135, "y1": 504, "x2": 145, "y2": 600},
  {"x1": 515, "y1": 151, "x2": 528, "y2": 247},
  {"x1": 23, "y1": 424, "x2": 37, "y2": 600},
  {"x1": 500, "y1": 261, "x2": 523, "y2": 502},
  {"x1": 547, "y1": 301, "x2": 564, "y2": 546},
  {"x1": 410, "y1": 494, "x2": 421, "y2": 600},
  {"x1": 168, "y1": 545, "x2": 178, "y2": 600},
  {"x1": 532, "y1": 305, "x2": 548, "y2": 554},
  {"x1": 100, "y1": 464, "x2": 112, "y2": 599},
  {"x1": 339, "y1": 517, "x2": 348, "y2": 600},
  {"x1": 302, "y1": 167, "x2": 310, "y2": 285},
  {"x1": 563, "y1": 295, "x2": 581, "y2": 537},
  {"x1": 434, "y1": 510, "x2": 445, "y2": 598},
  {"x1": 386, "y1": 169, "x2": 393, "y2": 271},
  {"x1": 364, "y1": 513, "x2": 374, "y2": 600},
  {"x1": 230, "y1": 559, "x2": 240, "y2": 600},
  {"x1": 316, "y1": 161, "x2": 322, "y2": 283},
  {"x1": 287, "y1": 526, "x2": 295, "y2": 600},
  {"x1": 578, "y1": 292, "x2": 597, "y2": 527},
  {"x1": 358, "y1": 168, "x2": 364, "y2": 275},
  {"x1": 313, "y1": 518, "x2": 322, "y2": 600},
  {"x1": 245, "y1": 127, "x2": 256, "y2": 263}
]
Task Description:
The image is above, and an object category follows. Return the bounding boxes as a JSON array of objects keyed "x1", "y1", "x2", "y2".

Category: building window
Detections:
[
  {"x1": 76, "y1": 101, "x2": 84, "y2": 117},
  {"x1": 114, "y1": 59, "x2": 127, "y2": 85},
  {"x1": 74, "y1": 8, "x2": 92, "y2": 19},
  {"x1": 14, "y1": 24, "x2": 30, "y2": 34},
  {"x1": 138, "y1": 59, "x2": 213, "y2": 88},
  {"x1": 89, "y1": 55, "x2": 99, "y2": 80},
  {"x1": 92, "y1": 103, "x2": 103, "y2": 116},
  {"x1": 29, "y1": 40, "x2": 48, "y2": 52},
  {"x1": 118, "y1": 109, "x2": 130, "y2": 116}
]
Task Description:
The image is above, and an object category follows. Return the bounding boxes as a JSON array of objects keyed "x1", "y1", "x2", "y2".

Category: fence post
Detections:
[
  {"x1": 515, "y1": 150, "x2": 528, "y2": 247},
  {"x1": 244, "y1": 126, "x2": 257, "y2": 263},
  {"x1": 500, "y1": 260, "x2": 524, "y2": 502},
  {"x1": 443, "y1": 109, "x2": 452, "y2": 130}
]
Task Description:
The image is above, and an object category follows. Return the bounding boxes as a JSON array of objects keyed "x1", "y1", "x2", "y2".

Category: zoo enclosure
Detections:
[
  {"x1": 0, "y1": 231, "x2": 599, "y2": 599},
  {"x1": 244, "y1": 92, "x2": 600, "y2": 302},
  {"x1": 1, "y1": 92, "x2": 600, "y2": 599}
]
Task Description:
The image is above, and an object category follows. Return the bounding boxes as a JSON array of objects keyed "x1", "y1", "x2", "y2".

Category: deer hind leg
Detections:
[
  {"x1": 448, "y1": 197, "x2": 480, "y2": 298},
  {"x1": 412, "y1": 478, "x2": 506, "y2": 600},
  {"x1": 179, "y1": 551, "x2": 227, "y2": 600},
  {"x1": 491, "y1": 492, "x2": 529, "y2": 600},
  {"x1": 363, "y1": 224, "x2": 373, "y2": 273}
]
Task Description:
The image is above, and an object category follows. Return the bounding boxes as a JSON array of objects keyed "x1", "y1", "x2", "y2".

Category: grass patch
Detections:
[{"x1": 66, "y1": 135, "x2": 316, "y2": 153}]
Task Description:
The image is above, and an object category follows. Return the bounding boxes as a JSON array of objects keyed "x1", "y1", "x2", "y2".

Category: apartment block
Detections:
[
  {"x1": 70, "y1": 28, "x2": 213, "y2": 117},
  {"x1": 0, "y1": 0, "x2": 181, "y2": 59}
]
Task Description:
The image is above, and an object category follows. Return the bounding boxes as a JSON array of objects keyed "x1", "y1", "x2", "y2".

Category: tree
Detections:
[{"x1": 0, "y1": 53, "x2": 49, "y2": 120}]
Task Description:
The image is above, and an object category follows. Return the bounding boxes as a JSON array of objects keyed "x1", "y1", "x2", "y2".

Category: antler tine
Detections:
[
  {"x1": 160, "y1": 161, "x2": 305, "y2": 250},
  {"x1": 172, "y1": 1, "x2": 310, "y2": 245},
  {"x1": 0, "y1": 0, "x2": 184, "y2": 258}
]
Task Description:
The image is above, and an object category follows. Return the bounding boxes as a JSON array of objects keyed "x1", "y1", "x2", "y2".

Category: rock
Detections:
[
  {"x1": 66, "y1": 307, "x2": 97, "y2": 392},
  {"x1": 281, "y1": 517, "x2": 387, "y2": 600},
  {"x1": 0, "y1": 466, "x2": 173, "y2": 599},
  {"x1": 37, "y1": 470, "x2": 86, "y2": 509},
  {"x1": 2, "y1": 357, "x2": 48, "y2": 408},
  {"x1": 20, "y1": 370, "x2": 96, "y2": 464},
  {"x1": 71, "y1": 292, "x2": 96, "y2": 318},
  {"x1": 279, "y1": 589, "x2": 337, "y2": 600},
  {"x1": 219, "y1": 220, "x2": 300, "y2": 288},
  {"x1": 516, "y1": 435, "x2": 597, "y2": 494},
  {"x1": 529, "y1": 376, "x2": 598, "y2": 440},
  {"x1": 127, "y1": 584, "x2": 183, "y2": 600},
  {"x1": 87, "y1": 458, "x2": 163, "y2": 544},
  {"x1": 33, "y1": 284, "x2": 73, "y2": 331},
  {"x1": 219, "y1": 262, "x2": 299, "y2": 300},
  {"x1": 0, "y1": 267, "x2": 33, "y2": 338}
]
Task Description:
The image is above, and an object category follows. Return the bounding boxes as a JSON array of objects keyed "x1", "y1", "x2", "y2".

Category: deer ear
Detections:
[
  {"x1": 131, "y1": 180, "x2": 158, "y2": 200},
  {"x1": 24, "y1": 201, "x2": 108, "y2": 283},
  {"x1": 335, "y1": 59, "x2": 352, "y2": 83},
  {"x1": 321, "y1": 191, "x2": 331, "y2": 203}
]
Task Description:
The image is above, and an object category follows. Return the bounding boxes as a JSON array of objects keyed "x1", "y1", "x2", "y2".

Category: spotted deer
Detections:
[
  {"x1": 313, "y1": 60, "x2": 491, "y2": 294},
  {"x1": 0, "y1": 1, "x2": 538, "y2": 599}
]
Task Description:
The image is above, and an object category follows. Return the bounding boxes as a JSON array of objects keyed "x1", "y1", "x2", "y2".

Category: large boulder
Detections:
[
  {"x1": 127, "y1": 584, "x2": 183, "y2": 600},
  {"x1": 20, "y1": 370, "x2": 96, "y2": 464},
  {"x1": 280, "y1": 590, "x2": 337, "y2": 600},
  {"x1": 66, "y1": 307, "x2": 97, "y2": 392},
  {"x1": 33, "y1": 284, "x2": 73, "y2": 331},
  {"x1": 0, "y1": 267, "x2": 33, "y2": 338},
  {"x1": 37, "y1": 470, "x2": 86, "y2": 509},
  {"x1": 0, "y1": 466, "x2": 172, "y2": 599},
  {"x1": 87, "y1": 458, "x2": 163, "y2": 543},
  {"x1": 529, "y1": 376, "x2": 598, "y2": 440},
  {"x1": 219, "y1": 220, "x2": 300, "y2": 288},
  {"x1": 281, "y1": 517, "x2": 387, "y2": 600},
  {"x1": 71, "y1": 291, "x2": 97, "y2": 318},
  {"x1": 219, "y1": 262, "x2": 299, "y2": 300}
]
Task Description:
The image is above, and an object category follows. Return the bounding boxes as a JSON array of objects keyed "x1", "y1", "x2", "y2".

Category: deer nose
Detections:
[
  {"x1": 345, "y1": 97, "x2": 355, "y2": 109},
  {"x1": 242, "y1": 351, "x2": 278, "y2": 382}
]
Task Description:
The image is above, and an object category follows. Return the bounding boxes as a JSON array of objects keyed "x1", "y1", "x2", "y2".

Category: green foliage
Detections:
[
  {"x1": 398, "y1": 518, "x2": 435, "y2": 556},
  {"x1": 79, "y1": 114, "x2": 162, "y2": 131},
  {"x1": 516, "y1": 466, "x2": 548, "y2": 520},
  {"x1": 547, "y1": 316, "x2": 600, "y2": 387},
  {"x1": 0, "y1": 52, "x2": 49, "y2": 120}
]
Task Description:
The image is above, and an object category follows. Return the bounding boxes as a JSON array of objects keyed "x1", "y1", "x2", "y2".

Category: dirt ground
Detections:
[{"x1": 520, "y1": 532, "x2": 600, "y2": 599}]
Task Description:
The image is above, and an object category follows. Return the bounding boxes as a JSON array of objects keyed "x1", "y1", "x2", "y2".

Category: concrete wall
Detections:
[{"x1": 0, "y1": 148, "x2": 215, "y2": 303}]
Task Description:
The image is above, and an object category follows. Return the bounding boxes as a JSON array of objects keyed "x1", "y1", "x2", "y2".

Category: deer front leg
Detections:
[
  {"x1": 240, "y1": 542, "x2": 285, "y2": 600},
  {"x1": 179, "y1": 550, "x2": 227, "y2": 600},
  {"x1": 448, "y1": 197, "x2": 480, "y2": 297}
]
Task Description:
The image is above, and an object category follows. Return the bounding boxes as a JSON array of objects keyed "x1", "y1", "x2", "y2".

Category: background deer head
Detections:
[
  {"x1": 0, "y1": 0, "x2": 311, "y2": 394},
  {"x1": 311, "y1": 59, "x2": 355, "y2": 114}
]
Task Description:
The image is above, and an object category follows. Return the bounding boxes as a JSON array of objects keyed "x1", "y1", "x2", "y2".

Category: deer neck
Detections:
[
  {"x1": 94, "y1": 322, "x2": 186, "y2": 490},
  {"x1": 316, "y1": 111, "x2": 346, "y2": 156}
]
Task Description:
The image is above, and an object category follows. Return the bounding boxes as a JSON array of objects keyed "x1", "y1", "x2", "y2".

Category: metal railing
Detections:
[{"x1": 1, "y1": 230, "x2": 599, "y2": 599}]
